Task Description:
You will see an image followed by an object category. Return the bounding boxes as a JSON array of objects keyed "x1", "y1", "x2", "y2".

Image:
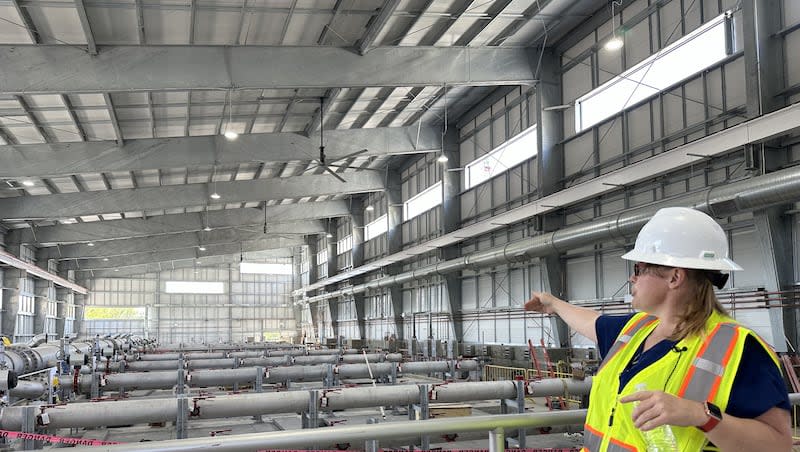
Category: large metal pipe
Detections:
[
  {"x1": 58, "y1": 411, "x2": 588, "y2": 452},
  {"x1": 137, "y1": 352, "x2": 227, "y2": 361},
  {"x1": 3, "y1": 378, "x2": 585, "y2": 430},
  {"x1": 341, "y1": 353, "x2": 385, "y2": 364},
  {"x1": 303, "y1": 164, "x2": 800, "y2": 304},
  {"x1": 8, "y1": 380, "x2": 46, "y2": 399}
]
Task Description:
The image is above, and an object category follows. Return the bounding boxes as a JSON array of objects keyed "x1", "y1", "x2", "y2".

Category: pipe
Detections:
[
  {"x1": 137, "y1": 352, "x2": 227, "y2": 361},
  {"x1": 4, "y1": 378, "x2": 586, "y2": 430},
  {"x1": 9, "y1": 380, "x2": 46, "y2": 399},
  {"x1": 340, "y1": 353, "x2": 385, "y2": 364},
  {"x1": 302, "y1": 164, "x2": 800, "y2": 304},
  {"x1": 40, "y1": 412, "x2": 588, "y2": 452}
]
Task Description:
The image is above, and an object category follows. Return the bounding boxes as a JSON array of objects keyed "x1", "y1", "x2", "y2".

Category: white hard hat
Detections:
[{"x1": 621, "y1": 207, "x2": 742, "y2": 271}]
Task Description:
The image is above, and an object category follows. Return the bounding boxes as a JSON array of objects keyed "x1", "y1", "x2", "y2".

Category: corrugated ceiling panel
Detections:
[
  {"x1": 0, "y1": 6, "x2": 35, "y2": 43},
  {"x1": 87, "y1": 6, "x2": 139, "y2": 44}
]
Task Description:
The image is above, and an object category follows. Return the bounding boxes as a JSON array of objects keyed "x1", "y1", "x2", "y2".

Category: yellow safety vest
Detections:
[{"x1": 580, "y1": 310, "x2": 779, "y2": 452}]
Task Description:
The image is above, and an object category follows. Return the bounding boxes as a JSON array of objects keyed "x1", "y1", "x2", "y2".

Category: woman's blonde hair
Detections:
[{"x1": 670, "y1": 269, "x2": 728, "y2": 341}]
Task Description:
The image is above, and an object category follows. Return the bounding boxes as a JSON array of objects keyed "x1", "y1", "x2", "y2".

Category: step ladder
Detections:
[
  {"x1": 528, "y1": 338, "x2": 567, "y2": 410},
  {"x1": 779, "y1": 353, "x2": 800, "y2": 393}
]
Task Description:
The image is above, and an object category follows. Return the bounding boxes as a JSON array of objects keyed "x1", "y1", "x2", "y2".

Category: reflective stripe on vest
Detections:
[
  {"x1": 677, "y1": 322, "x2": 739, "y2": 402},
  {"x1": 582, "y1": 423, "x2": 638, "y2": 452},
  {"x1": 582, "y1": 424, "x2": 603, "y2": 452},
  {"x1": 598, "y1": 314, "x2": 658, "y2": 372}
]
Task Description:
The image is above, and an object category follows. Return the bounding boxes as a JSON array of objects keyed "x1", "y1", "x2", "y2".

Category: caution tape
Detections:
[{"x1": 0, "y1": 429, "x2": 121, "y2": 446}]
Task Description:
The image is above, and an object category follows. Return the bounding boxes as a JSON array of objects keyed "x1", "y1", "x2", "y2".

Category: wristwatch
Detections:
[{"x1": 698, "y1": 401, "x2": 723, "y2": 432}]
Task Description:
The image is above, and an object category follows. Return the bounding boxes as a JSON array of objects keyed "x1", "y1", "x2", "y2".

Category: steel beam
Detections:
[
  {"x1": 355, "y1": 0, "x2": 400, "y2": 55},
  {"x1": 62, "y1": 236, "x2": 304, "y2": 271},
  {"x1": 38, "y1": 222, "x2": 320, "y2": 259},
  {"x1": 76, "y1": 248, "x2": 293, "y2": 277},
  {"x1": 0, "y1": 125, "x2": 439, "y2": 178},
  {"x1": 0, "y1": 46, "x2": 537, "y2": 94},
  {"x1": 0, "y1": 172, "x2": 384, "y2": 220},
  {"x1": 73, "y1": 0, "x2": 97, "y2": 54},
  {"x1": 9, "y1": 202, "x2": 346, "y2": 245}
]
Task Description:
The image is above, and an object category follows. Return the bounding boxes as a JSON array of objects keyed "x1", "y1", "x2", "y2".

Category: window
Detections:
[
  {"x1": 404, "y1": 181, "x2": 442, "y2": 220},
  {"x1": 365, "y1": 214, "x2": 388, "y2": 241},
  {"x1": 317, "y1": 248, "x2": 328, "y2": 265},
  {"x1": 465, "y1": 124, "x2": 538, "y2": 189},
  {"x1": 576, "y1": 13, "x2": 730, "y2": 132},
  {"x1": 337, "y1": 235, "x2": 353, "y2": 254},
  {"x1": 165, "y1": 281, "x2": 224, "y2": 294},
  {"x1": 239, "y1": 262, "x2": 293, "y2": 275}
]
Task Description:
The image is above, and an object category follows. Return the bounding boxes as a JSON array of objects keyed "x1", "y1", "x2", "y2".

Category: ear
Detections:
[{"x1": 667, "y1": 268, "x2": 687, "y2": 289}]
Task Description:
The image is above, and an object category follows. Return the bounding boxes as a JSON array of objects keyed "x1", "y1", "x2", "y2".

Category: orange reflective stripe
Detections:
[
  {"x1": 678, "y1": 322, "x2": 739, "y2": 402},
  {"x1": 607, "y1": 437, "x2": 639, "y2": 452},
  {"x1": 582, "y1": 423, "x2": 604, "y2": 451},
  {"x1": 707, "y1": 326, "x2": 739, "y2": 401},
  {"x1": 598, "y1": 314, "x2": 658, "y2": 372}
]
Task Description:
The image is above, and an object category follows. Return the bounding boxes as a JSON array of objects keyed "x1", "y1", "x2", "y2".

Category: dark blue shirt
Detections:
[{"x1": 596, "y1": 314, "x2": 791, "y2": 418}]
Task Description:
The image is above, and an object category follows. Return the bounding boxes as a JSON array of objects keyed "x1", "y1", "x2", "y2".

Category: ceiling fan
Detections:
[{"x1": 309, "y1": 97, "x2": 368, "y2": 183}]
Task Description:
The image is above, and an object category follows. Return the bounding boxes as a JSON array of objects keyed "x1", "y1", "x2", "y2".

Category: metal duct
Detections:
[
  {"x1": 303, "y1": 164, "x2": 800, "y2": 304},
  {"x1": 2, "y1": 378, "x2": 584, "y2": 430}
]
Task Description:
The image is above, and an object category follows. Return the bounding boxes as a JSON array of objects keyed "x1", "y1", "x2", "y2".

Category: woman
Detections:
[{"x1": 525, "y1": 207, "x2": 791, "y2": 451}]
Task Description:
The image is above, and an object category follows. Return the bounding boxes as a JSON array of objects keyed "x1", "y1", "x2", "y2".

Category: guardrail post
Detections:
[
  {"x1": 365, "y1": 417, "x2": 379, "y2": 452},
  {"x1": 232, "y1": 357, "x2": 240, "y2": 392},
  {"x1": 408, "y1": 384, "x2": 430, "y2": 450},
  {"x1": 488, "y1": 427, "x2": 505, "y2": 452}
]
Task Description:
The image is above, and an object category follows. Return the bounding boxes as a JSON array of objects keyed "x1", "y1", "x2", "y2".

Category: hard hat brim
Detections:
[{"x1": 621, "y1": 249, "x2": 743, "y2": 272}]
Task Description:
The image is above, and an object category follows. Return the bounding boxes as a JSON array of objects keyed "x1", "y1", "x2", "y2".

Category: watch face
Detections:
[{"x1": 706, "y1": 402, "x2": 722, "y2": 419}]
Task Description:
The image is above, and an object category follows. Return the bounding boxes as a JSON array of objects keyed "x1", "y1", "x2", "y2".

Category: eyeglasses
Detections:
[{"x1": 633, "y1": 262, "x2": 655, "y2": 276}]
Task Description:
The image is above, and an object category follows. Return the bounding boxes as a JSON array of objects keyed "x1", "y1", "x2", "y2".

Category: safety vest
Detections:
[{"x1": 581, "y1": 310, "x2": 779, "y2": 451}]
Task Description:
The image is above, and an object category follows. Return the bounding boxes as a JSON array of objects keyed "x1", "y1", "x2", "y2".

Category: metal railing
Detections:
[{"x1": 56, "y1": 410, "x2": 588, "y2": 452}]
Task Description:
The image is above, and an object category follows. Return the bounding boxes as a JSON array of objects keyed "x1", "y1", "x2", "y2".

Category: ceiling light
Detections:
[
  {"x1": 325, "y1": 232, "x2": 333, "y2": 239},
  {"x1": 224, "y1": 130, "x2": 238, "y2": 140},
  {"x1": 605, "y1": 36, "x2": 624, "y2": 51},
  {"x1": 103, "y1": 258, "x2": 109, "y2": 262},
  {"x1": 114, "y1": 268, "x2": 119, "y2": 272},
  {"x1": 210, "y1": 192, "x2": 221, "y2": 200},
  {"x1": 87, "y1": 242, "x2": 95, "y2": 247},
  {"x1": 365, "y1": 205, "x2": 374, "y2": 212},
  {"x1": 198, "y1": 246, "x2": 207, "y2": 251},
  {"x1": 203, "y1": 226, "x2": 212, "y2": 232},
  {"x1": 437, "y1": 154, "x2": 449, "y2": 163},
  {"x1": 21, "y1": 180, "x2": 34, "y2": 187},
  {"x1": 196, "y1": 260, "x2": 202, "y2": 264}
]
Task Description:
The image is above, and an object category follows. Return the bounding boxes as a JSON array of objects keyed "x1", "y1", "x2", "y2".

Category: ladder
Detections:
[
  {"x1": 779, "y1": 354, "x2": 800, "y2": 393},
  {"x1": 528, "y1": 339, "x2": 567, "y2": 410}
]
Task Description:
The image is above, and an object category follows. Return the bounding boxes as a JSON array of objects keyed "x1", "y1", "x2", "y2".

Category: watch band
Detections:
[{"x1": 698, "y1": 401, "x2": 722, "y2": 432}]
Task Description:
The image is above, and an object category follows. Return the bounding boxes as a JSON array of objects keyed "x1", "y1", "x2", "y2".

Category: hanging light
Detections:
[
  {"x1": 203, "y1": 226, "x2": 212, "y2": 232},
  {"x1": 605, "y1": 36, "x2": 624, "y2": 51},
  {"x1": 437, "y1": 153, "x2": 449, "y2": 163},
  {"x1": 326, "y1": 232, "x2": 333, "y2": 238},
  {"x1": 210, "y1": 166, "x2": 221, "y2": 200},
  {"x1": 365, "y1": 205, "x2": 374, "y2": 212},
  {"x1": 102, "y1": 258, "x2": 109, "y2": 262},
  {"x1": 223, "y1": 89, "x2": 238, "y2": 140},
  {"x1": 21, "y1": 180, "x2": 34, "y2": 187},
  {"x1": 198, "y1": 246, "x2": 207, "y2": 251},
  {"x1": 605, "y1": 1, "x2": 624, "y2": 51},
  {"x1": 87, "y1": 242, "x2": 95, "y2": 247}
]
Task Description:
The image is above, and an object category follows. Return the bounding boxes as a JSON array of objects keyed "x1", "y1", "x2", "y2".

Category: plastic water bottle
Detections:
[{"x1": 634, "y1": 383, "x2": 678, "y2": 452}]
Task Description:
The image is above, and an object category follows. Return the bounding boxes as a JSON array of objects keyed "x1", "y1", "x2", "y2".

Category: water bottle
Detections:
[{"x1": 634, "y1": 383, "x2": 678, "y2": 452}]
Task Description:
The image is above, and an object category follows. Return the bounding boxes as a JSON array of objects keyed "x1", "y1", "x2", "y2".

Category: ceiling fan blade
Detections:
[
  {"x1": 322, "y1": 164, "x2": 347, "y2": 183},
  {"x1": 338, "y1": 148, "x2": 369, "y2": 160}
]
